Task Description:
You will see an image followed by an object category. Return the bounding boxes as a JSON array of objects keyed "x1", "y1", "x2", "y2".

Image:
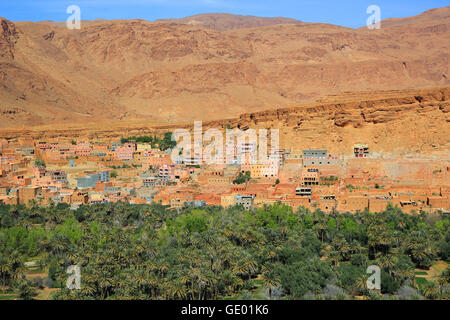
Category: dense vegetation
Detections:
[
  {"x1": 0, "y1": 202, "x2": 448, "y2": 300},
  {"x1": 120, "y1": 132, "x2": 176, "y2": 151}
]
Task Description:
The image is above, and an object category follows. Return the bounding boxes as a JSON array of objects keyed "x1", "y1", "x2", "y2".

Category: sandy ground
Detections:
[{"x1": 415, "y1": 260, "x2": 449, "y2": 281}]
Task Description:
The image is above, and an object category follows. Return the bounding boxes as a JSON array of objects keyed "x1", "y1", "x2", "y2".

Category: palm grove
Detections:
[{"x1": 0, "y1": 201, "x2": 449, "y2": 300}]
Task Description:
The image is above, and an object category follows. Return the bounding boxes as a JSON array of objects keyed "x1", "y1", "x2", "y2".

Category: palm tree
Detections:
[
  {"x1": 422, "y1": 282, "x2": 439, "y2": 299},
  {"x1": 396, "y1": 268, "x2": 415, "y2": 285},
  {"x1": 354, "y1": 274, "x2": 368, "y2": 296},
  {"x1": 158, "y1": 262, "x2": 169, "y2": 278},
  {"x1": 437, "y1": 277, "x2": 447, "y2": 299},
  {"x1": 315, "y1": 220, "x2": 328, "y2": 243},
  {"x1": 39, "y1": 238, "x2": 51, "y2": 256},
  {"x1": 167, "y1": 281, "x2": 187, "y2": 300},
  {"x1": 196, "y1": 269, "x2": 211, "y2": 300},
  {"x1": 410, "y1": 246, "x2": 429, "y2": 267},
  {"x1": 97, "y1": 271, "x2": 112, "y2": 299},
  {"x1": 81, "y1": 283, "x2": 96, "y2": 297},
  {"x1": 134, "y1": 270, "x2": 148, "y2": 293},
  {"x1": 327, "y1": 249, "x2": 341, "y2": 266},
  {"x1": 17, "y1": 280, "x2": 38, "y2": 300},
  {"x1": 232, "y1": 262, "x2": 247, "y2": 278},
  {"x1": 0, "y1": 257, "x2": 11, "y2": 287},
  {"x1": 437, "y1": 270, "x2": 449, "y2": 299},
  {"x1": 377, "y1": 254, "x2": 396, "y2": 275},
  {"x1": 261, "y1": 272, "x2": 280, "y2": 300},
  {"x1": 66, "y1": 251, "x2": 78, "y2": 265},
  {"x1": 231, "y1": 277, "x2": 244, "y2": 293},
  {"x1": 147, "y1": 274, "x2": 159, "y2": 299},
  {"x1": 243, "y1": 258, "x2": 258, "y2": 280},
  {"x1": 10, "y1": 256, "x2": 26, "y2": 280}
]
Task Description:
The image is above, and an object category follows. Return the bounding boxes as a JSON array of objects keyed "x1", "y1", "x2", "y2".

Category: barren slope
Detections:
[
  {"x1": 155, "y1": 13, "x2": 301, "y2": 31},
  {"x1": 0, "y1": 8, "x2": 449, "y2": 128}
]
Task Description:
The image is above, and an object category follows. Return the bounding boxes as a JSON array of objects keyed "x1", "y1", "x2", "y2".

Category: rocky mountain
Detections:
[
  {"x1": 155, "y1": 13, "x2": 301, "y2": 31},
  {"x1": 0, "y1": 8, "x2": 449, "y2": 128}
]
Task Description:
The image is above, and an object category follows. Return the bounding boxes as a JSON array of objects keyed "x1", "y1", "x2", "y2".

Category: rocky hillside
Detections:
[
  {"x1": 1, "y1": 87, "x2": 448, "y2": 157},
  {"x1": 0, "y1": 7, "x2": 449, "y2": 128},
  {"x1": 155, "y1": 13, "x2": 301, "y2": 31}
]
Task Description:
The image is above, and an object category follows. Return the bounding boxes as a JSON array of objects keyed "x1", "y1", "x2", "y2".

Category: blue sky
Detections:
[{"x1": 1, "y1": 0, "x2": 447, "y2": 28}]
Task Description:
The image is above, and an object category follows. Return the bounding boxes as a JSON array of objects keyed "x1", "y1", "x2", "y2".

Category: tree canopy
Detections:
[{"x1": 0, "y1": 201, "x2": 448, "y2": 300}]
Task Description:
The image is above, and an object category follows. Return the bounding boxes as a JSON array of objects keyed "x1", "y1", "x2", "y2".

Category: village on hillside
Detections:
[{"x1": 0, "y1": 134, "x2": 448, "y2": 214}]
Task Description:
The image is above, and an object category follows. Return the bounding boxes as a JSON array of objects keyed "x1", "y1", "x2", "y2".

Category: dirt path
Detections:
[{"x1": 415, "y1": 260, "x2": 449, "y2": 282}]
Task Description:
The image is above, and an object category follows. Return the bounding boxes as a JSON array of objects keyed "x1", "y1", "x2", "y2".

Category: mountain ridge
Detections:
[{"x1": 0, "y1": 7, "x2": 449, "y2": 128}]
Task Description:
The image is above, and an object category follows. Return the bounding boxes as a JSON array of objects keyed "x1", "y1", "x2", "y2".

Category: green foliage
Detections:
[
  {"x1": 327, "y1": 218, "x2": 337, "y2": 232},
  {"x1": 17, "y1": 280, "x2": 38, "y2": 300},
  {"x1": 121, "y1": 132, "x2": 176, "y2": 151},
  {"x1": 350, "y1": 253, "x2": 368, "y2": 267},
  {"x1": 415, "y1": 277, "x2": 429, "y2": 286},
  {"x1": 233, "y1": 171, "x2": 251, "y2": 184},
  {"x1": 418, "y1": 280, "x2": 440, "y2": 299},
  {"x1": 34, "y1": 159, "x2": 46, "y2": 167},
  {"x1": 0, "y1": 226, "x2": 46, "y2": 256},
  {"x1": 276, "y1": 258, "x2": 332, "y2": 298},
  {"x1": 167, "y1": 209, "x2": 209, "y2": 235},
  {"x1": 54, "y1": 217, "x2": 83, "y2": 244},
  {"x1": 320, "y1": 176, "x2": 338, "y2": 181},
  {"x1": 254, "y1": 203, "x2": 292, "y2": 229},
  {"x1": 381, "y1": 270, "x2": 401, "y2": 294},
  {"x1": 0, "y1": 202, "x2": 448, "y2": 300},
  {"x1": 336, "y1": 264, "x2": 365, "y2": 292}
]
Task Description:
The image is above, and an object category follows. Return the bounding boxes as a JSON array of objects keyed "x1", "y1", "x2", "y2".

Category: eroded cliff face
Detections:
[
  {"x1": 228, "y1": 87, "x2": 450, "y2": 155},
  {"x1": 1, "y1": 87, "x2": 448, "y2": 156},
  {"x1": 0, "y1": 18, "x2": 18, "y2": 60},
  {"x1": 236, "y1": 87, "x2": 450, "y2": 126}
]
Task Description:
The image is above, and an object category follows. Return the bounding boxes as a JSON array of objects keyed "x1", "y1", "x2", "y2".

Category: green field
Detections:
[{"x1": 415, "y1": 277, "x2": 430, "y2": 286}]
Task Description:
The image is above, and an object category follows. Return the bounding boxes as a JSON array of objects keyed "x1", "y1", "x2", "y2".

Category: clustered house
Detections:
[
  {"x1": 0, "y1": 137, "x2": 448, "y2": 213},
  {"x1": 353, "y1": 144, "x2": 370, "y2": 158}
]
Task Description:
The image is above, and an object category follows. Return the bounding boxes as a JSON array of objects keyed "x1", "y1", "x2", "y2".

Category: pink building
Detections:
[
  {"x1": 159, "y1": 164, "x2": 176, "y2": 179},
  {"x1": 33, "y1": 175, "x2": 58, "y2": 188},
  {"x1": 43, "y1": 144, "x2": 75, "y2": 160},
  {"x1": 173, "y1": 167, "x2": 193, "y2": 180},
  {"x1": 115, "y1": 144, "x2": 135, "y2": 161},
  {"x1": 1, "y1": 154, "x2": 16, "y2": 169},
  {"x1": 92, "y1": 143, "x2": 109, "y2": 153},
  {"x1": 143, "y1": 153, "x2": 172, "y2": 168},
  {"x1": 33, "y1": 167, "x2": 47, "y2": 178},
  {"x1": 36, "y1": 141, "x2": 52, "y2": 151},
  {"x1": 44, "y1": 149, "x2": 67, "y2": 161},
  {"x1": 74, "y1": 141, "x2": 92, "y2": 156}
]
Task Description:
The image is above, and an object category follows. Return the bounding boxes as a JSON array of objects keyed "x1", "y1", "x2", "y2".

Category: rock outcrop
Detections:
[{"x1": 0, "y1": 87, "x2": 448, "y2": 156}]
